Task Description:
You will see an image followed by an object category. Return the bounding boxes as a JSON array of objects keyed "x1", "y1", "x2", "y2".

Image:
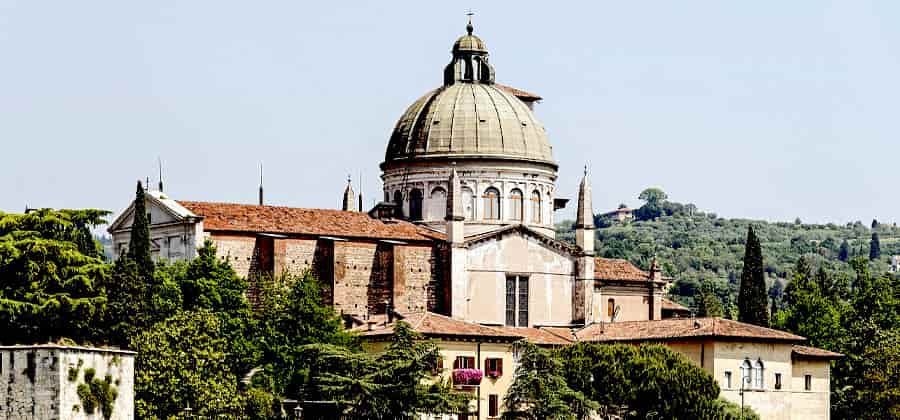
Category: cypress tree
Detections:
[
  {"x1": 738, "y1": 226, "x2": 769, "y2": 327},
  {"x1": 838, "y1": 240, "x2": 850, "y2": 262},
  {"x1": 128, "y1": 180, "x2": 154, "y2": 278},
  {"x1": 870, "y1": 232, "x2": 881, "y2": 261}
]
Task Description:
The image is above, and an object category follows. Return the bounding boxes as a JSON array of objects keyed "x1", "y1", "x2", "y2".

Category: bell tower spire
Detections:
[{"x1": 342, "y1": 175, "x2": 357, "y2": 211}]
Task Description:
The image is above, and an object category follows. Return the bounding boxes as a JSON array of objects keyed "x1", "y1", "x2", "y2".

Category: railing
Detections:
[{"x1": 452, "y1": 368, "x2": 483, "y2": 386}]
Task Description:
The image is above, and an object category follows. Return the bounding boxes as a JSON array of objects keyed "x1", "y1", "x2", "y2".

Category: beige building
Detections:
[{"x1": 108, "y1": 18, "x2": 841, "y2": 420}]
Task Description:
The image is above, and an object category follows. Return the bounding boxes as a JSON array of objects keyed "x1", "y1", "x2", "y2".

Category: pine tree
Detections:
[
  {"x1": 838, "y1": 240, "x2": 850, "y2": 262},
  {"x1": 128, "y1": 181, "x2": 155, "y2": 279},
  {"x1": 870, "y1": 232, "x2": 881, "y2": 261},
  {"x1": 738, "y1": 226, "x2": 769, "y2": 327}
]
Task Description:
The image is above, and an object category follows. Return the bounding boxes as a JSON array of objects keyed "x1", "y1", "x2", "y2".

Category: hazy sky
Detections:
[{"x1": 1, "y1": 1, "x2": 897, "y2": 225}]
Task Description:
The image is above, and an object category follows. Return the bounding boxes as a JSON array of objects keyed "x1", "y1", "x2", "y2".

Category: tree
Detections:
[
  {"x1": 696, "y1": 280, "x2": 724, "y2": 317},
  {"x1": 504, "y1": 341, "x2": 592, "y2": 419},
  {"x1": 634, "y1": 188, "x2": 669, "y2": 221},
  {"x1": 127, "y1": 181, "x2": 154, "y2": 279},
  {"x1": 870, "y1": 232, "x2": 881, "y2": 261},
  {"x1": 638, "y1": 188, "x2": 668, "y2": 205},
  {"x1": 131, "y1": 310, "x2": 246, "y2": 419},
  {"x1": 0, "y1": 209, "x2": 111, "y2": 344},
  {"x1": 559, "y1": 343, "x2": 739, "y2": 419},
  {"x1": 739, "y1": 226, "x2": 769, "y2": 327},
  {"x1": 255, "y1": 270, "x2": 356, "y2": 399},
  {"x1": 838, "y1": 240, "x2": 850, "y2": 262},
  {"x1": 872, "y1": 219, "x2": 879, "y2": 229},
  {"x1": 302, "y1": 322, "x2": 467, "y2": 419}
]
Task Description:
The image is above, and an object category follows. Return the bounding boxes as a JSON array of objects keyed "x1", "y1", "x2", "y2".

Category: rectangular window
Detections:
[
  {"x1": 724, "y1": 371, "x2": 732, "y2": 389},
  {"x1": 433, "y1": 356, "x2": 444, "y2": 374},
  {"x1": 608, "y1": 298, "x2": 616, "y2": 319},
  {"x1": 454, "y1": 356, "x2": 475, "y2": 370},
  {"x1": 517, "y1": 277, "x2": 529, "y2": 327},
  {"x1": 775, "y1": 373, "x2": 782, "y2": 390},
  {"x1": 506, "y1": 275, "x2": 529, "y2": 327},
  {"x1": 485, "y1": 358, "x2": 504, "y2": 378},
  {"x1": 805, "y1": 374, "x2": 812, "y2": 391},
  {"x1": 488, "y1": 394, "x2": 499, "y2": 417},
  {"x1": 505, "y1": 277, "x2": 516, "y2": 326}
]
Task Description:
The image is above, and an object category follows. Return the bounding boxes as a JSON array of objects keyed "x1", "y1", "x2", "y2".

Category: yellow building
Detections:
[{"x1": 361, "y1": 314, "x2": 840, "y2": 420}]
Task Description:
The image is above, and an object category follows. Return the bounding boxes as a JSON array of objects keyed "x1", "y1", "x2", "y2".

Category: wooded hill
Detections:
[{"x1": 557, "y1": 189, "x2": 900, "y2": 314}]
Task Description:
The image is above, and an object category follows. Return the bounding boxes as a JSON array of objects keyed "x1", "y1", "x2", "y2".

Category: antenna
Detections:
[
  {"x1": 258, "y1": 162, "x2": 264, "y2": 206},
  {"x1": 158, "y1": 156, "x2": 164, "y2": 192}
]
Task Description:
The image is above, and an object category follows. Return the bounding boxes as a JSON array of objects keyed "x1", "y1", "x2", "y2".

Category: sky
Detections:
[{"x1": 1, "y1": 1, "x2": 897, "y2": 225}]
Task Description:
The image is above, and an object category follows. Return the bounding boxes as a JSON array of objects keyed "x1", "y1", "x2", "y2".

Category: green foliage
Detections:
[
  {"x1": 503, "y1": 341, "x2": 593, "y2": 420},
  {"x1": 696, "y1": 279, "x2": 724, "y2": 317},
  {"x1": 127, "y1": 181, "x2": 154, "y2": 280},
  {"x1": 130, "y1": 310, "x2": 245, "y2": 419},
  {"x1": 839, "y1": 240, "x2": 850, "y2": 262},
  {"x1": 301, "y1": 321, "x2": 467, "y2": 419},
  {"x1": 715, "y1": 397, "x2": 760, "y2": 420},
  {"x1": 558, "y1": 343, "x2": 725, "y2": 419},
  {"x1": 739, "y1": 226, "x2": 769, "y2": 327},
  {"x1": 255, "y1": 270, "x2": 355, "y2": 398},
  {"x1": 0, "y1": 208, "x2": 110, "y2": 344},
  {"x1": 76, "y1": 370, "x2": 118, "y2": 420},
  {"x1": 870, "y1": 232, "x2": 882, "y2": 261}
]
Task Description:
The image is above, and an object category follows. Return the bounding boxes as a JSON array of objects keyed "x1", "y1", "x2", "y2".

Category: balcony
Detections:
[{"x1": 452, "y1": 368, "x2": 483, "y2": 388}]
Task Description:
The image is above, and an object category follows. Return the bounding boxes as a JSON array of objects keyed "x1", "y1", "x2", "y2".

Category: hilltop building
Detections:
[{"x1": 109, "y1": 20, "x2": 838, "y2": 420}]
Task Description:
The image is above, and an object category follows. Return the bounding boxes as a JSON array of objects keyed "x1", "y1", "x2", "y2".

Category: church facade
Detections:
[{"x1": 109, "y1": 20, "x2": 839, "y2": 420}]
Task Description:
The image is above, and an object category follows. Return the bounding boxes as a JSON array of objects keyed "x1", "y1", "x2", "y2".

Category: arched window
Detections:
[
  {"x1": 462, "y1": 187, "x2": 475, "y2": 220},
  {"x1": 509, "y1": 189, "x2": 523, "y2": 222},
  {"x1": 753, "y1": 360, "x2": 764, "y2": 389},
  {"x1": 409, "y1": 189, "x2": 423, "y2": 221},
  {"x1": 429, "y1": 187, "x2": 447, "y2": 221},
  {"x1": 741, "y1": 359, "x2": 753, "y2": 388},
  {"x1": 530, "y1": 190, "x2": 542, "y2": 223},
  {"x1": 393, "y1": 191, "x2": 403, "y2": 218},
  {"x1": 483, "y1": 187, "x2": 501, "y2": 220}
]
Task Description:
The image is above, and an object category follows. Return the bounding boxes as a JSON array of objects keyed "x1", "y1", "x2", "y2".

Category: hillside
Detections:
[{"x1": 557, "y1": 195, "x2": 900, "y2": 314}]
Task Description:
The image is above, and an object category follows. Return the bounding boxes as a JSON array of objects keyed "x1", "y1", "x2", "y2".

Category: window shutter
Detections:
[
  {"x1": 453, "y1": 357, "x2": 460, "y2": 370},
  {"x1": 467, "y1": 356, "x2": 475, "y2": 369},
  {"x1": 497, "y1": 358, "x2": 503, "y2": 376}
]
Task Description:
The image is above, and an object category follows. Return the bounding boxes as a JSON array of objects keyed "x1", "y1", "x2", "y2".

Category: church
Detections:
[{"x1": 109, "y1": 20, "x2": 839, "y2": 420}]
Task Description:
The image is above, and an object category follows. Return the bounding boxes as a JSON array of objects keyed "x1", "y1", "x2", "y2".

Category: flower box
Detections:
[{"x1": 452, "y1": 368, "x2": 483, "y2": 386}]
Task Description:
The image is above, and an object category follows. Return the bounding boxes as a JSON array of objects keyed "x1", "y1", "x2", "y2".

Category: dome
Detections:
[
  {"x1": 383, "y1": 84, "x2": 555, "y2": 168},
  {"x1": 382, "y1": 21, "x2": 555, "y2": 169},
  {"x1": 453, "y1": 34, "x2": 487, "y2": 52}
]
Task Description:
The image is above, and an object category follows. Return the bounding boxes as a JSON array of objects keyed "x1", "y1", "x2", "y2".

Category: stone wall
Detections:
[{"x1": 0, "y1": 345, "x2": 135, "y2": 420}]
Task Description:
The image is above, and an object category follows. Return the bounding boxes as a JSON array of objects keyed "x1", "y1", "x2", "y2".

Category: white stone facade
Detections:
[
  {"x1": 0, "y1": 345, "x2": 135, "y2": 420},
  {"x1": 382, "y1": 160, "x2": 558, "y2": 237}
]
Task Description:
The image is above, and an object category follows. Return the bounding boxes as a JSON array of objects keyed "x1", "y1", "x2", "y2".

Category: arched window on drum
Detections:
[
  {"x1": 509, "y1": 189, "x2": 524, "y2": 222},
  {"x1": 409, "y1": 189, "x2": 424, "y2": 221},
  {"x1": 393, "y1": 190, "x2": 403, "y2": 218},
  {"x1": 462, "y1": 187, "x2": 475, "y2": 220},
  {"x1": 483, "y1": 187, "x2": 501, "y2": 220},
  {"x1": 429, "y1": 187, "x2": 447, "y2": 221},
  {"x1": 530, "y1": 190, "x2": 542, "y2": 224}
]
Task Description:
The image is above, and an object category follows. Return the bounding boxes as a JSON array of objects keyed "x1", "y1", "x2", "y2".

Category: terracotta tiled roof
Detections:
[
  {"x1": 495, "y1": 83, "x2": 542, "y2": 101},
  {"x1": 792, "y1": 345, "x2": 843, "y2": 359},
  {"x1": 661, "y1": 298, "x2": 691, "y2": 312},
  {"x1": 594, "y1": 258, "x2": 652, "y2": 282},
  {"x1": 177, "y1": 201, "x2": 442, "y2": 242},
  {"x1": 576, "y1": 318, "x2": 805, "y2": 343},
  {"x1": 492, "y1": 326, "x2": 574, "y2": 346},
  {"x1": 357, "y1": 312, "x2": 521, "y2": 340}
]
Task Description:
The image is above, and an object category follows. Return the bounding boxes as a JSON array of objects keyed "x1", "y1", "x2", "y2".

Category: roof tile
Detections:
[
  {"x1": 576, "y1": 317, "x2": 805, "y2": 343},
  {"x1": 792, "y1": 345, "x2": 843, "y2": 359},
  {"x1": 177, "y1": 201, "x2": 442, "y2": 242}
]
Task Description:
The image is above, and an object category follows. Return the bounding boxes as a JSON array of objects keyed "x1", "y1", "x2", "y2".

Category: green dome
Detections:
[{"x1": 383, "y1": 83, "x2": 555, "y2": 168}]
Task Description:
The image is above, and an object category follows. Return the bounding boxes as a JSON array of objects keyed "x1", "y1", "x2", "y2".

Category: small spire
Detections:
[
  {"x1": 466, "y1": 10, "x2": 474, "y2": 35},
  {"x1": 342, "y1": 175, "x2": 357, "y2": 212},
  {"x1": 158, "y1": 157, "x2": 164, "y2": 192},
  {"x1": 576, "y1": 166, "x2": 594, "y2": 229},
  {"x1": 258, "y1": 162, "x2": 264, "y2": 206}
]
